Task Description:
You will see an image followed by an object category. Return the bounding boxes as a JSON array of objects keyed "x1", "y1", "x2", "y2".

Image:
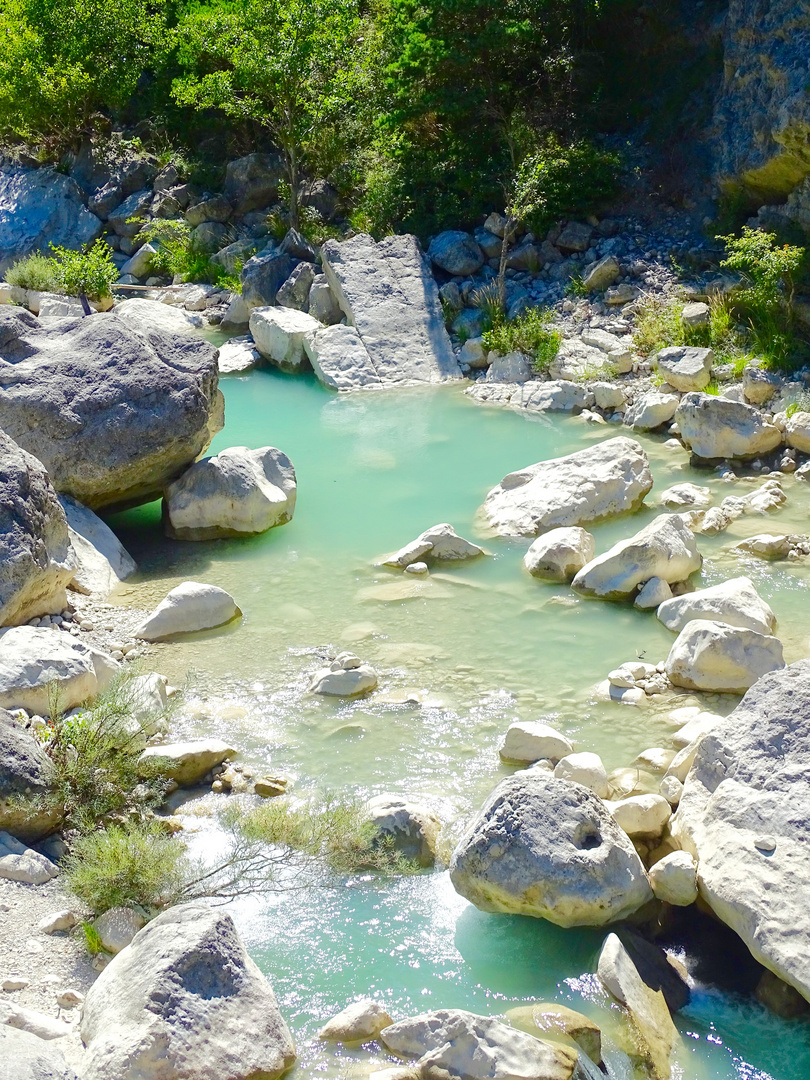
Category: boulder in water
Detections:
[
  {"x1": 665, "y1": 619, "x2": 784, "y2": 693},
  {"x1": 133, "y1": 582, "x2": 241, "y2": 641}
]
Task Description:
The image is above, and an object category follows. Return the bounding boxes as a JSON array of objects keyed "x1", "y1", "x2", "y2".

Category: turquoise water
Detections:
[{"x1": 109, "y1": 367, "x2": 810, "y2": 1080}]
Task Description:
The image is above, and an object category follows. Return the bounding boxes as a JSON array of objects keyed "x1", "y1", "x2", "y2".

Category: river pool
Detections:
[{"x1": 108, "y1": 367, "x2": 810, "y2": 1080}]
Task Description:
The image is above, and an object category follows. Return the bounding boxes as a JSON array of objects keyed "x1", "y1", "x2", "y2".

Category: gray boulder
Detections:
[
  {"x1": 240, "y1": 249, "x2": 295, "y2": 310},
  {"x1": 449, "y1": 773, "x2": 652, "y2": 927},
  {"x1": 675, "y1": 393, "x2": 782, "y2": 460},
  {"x1": 303, "y1": 324, "x2": 381, "y2": 390},
  {"x1": 276, "y1": 262, "x2": 315, "y2": 310},
  {"x1": 224, "y1": 153, "x2": 286, "y2": 214},
  {"x1": 0, "y1": 167, "x2": 103, "y2": 276},
  {"x1": 0, "y1": 626, "x2": 119, "y2": 713},
  {"x1": 60, "y1": 495, "x2": 136, "y2": 598},
  {"x1": 653, "y1": 346, "x2": 713, "y2": 392},
  {"x1": 81, "y1": 903, "x2": 296, "y2": 1080},
  {"x1": 0, "y1": 308, "x2": 222, "y2": 510},
  {"x1": 0, "y1": 1024, "x2": 76, "y2": 1079},
  {"x1": 0, "y1": 710, "x2": 59, "y2": 843},
  {"x1": 481, "y1": 436, "x2": 652, "y2": 538},
  {"x1": 0, "y1": 431, "x2": 74, "y2": 626},
  {"x1": 106, "y1": 189, "x2": 152, "y2": 238},
  {"x1": 672, "y1": 661, "x2": 810, "y2": 1002},
  {"x1": 308, "y1": 274, "x2": 343, "y2": 325},
  {"x1": 427, "y1": 231, "x2": 485, "y2": 276},
  {"x1": 321, "y1": 233, "x2": 462, "y2": 385}
]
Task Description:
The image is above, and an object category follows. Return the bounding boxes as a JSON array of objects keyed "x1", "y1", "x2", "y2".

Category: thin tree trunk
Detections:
[
  {"x1": 497, "y1": 214, "x2": 517, "y2": 316},
  {"x1": 288, "y1": 144, "x2": 299, "y2": 230}
]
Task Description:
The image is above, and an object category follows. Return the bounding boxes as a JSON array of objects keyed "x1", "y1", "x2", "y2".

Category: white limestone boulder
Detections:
[
  {"x1": 93, "y1": 907, "x2": 146, "y2": 955},
  {"x1": 366, "y1": 794, "x2": 442, "y2": 867},
  {"x1": 138, "y1": 739, "x2": 236, "y2": 787},
  {"x1": 665, "y1": 619, "x2": 784, "y2": 693},
  {"x1": 379, "y1": 1009, "x2": 582, "y2": 1080},
  {"x1": 481, "y1": 436, "x2": 652, "y2": 538},
  {"x1": 383, "y1": 523, "x2": 485, "y2": 568},
  {"x1": 0, "y1": 832, "x2": 59, "y2": 884},
  {"x1": 785, "y1": 410, "x2": 810, "y2": 452},
  {"x1": 671, "y1": 661, "x2": 810, "y2": 1002},
  {"x1": 504, "y1": 1003, "x2": 602, "y2": 1067},
  {"x1": 554, "y1": 752, "x2": 609, "y2": 798},
  {"x1": 309, "y1": 653, "x2": 378, "y2": 697},
  {"x1": 485, "y1": 351, "x2": 533, "y2": 384},
  {"x1": 653, "y1": 346, "x2": 713, "y2": 391},
  {"x1": 499, "y1": 722, "x2": 573, "y2": 764},
  {"x1": 572, "y1": 514, "x2": 701, "y2": 600},
  {"x1": 608, "y1": 794, "x2": 671, "y2": 839},
  {"x1": 648, "y1": 851, "x2": 698, "y2": 906},
  {"x1": 0, "y1": 1024, "x2": 76, "y2": 1078},
  {"x1": 623, "y1": 392, "x2": 680, "y2": 431},
  {"x1": 0, "y1": 431, "x2": 74, "y2": 626},
  {"x1": 112, "y1": 297, "x2": 200, "y2": 336},
  {"x1": 249, "y1": 306, "x2": 322, "y2": 372},
  {"x1": 510, "y1": 380, "x2": 593, "y2": 413},
  {"x1": 449, "y1": 773, "x2": 652, "y2": 926},
  {"x1": 633, "y1": 577, "x2": 673, "y2": 610},
  {"x1": 523, "y1": 527, "x2": 595, "y2": 581},
  {"x1": 163, "y1": 446, "x2": 296, "y2": 540},
  {"x1": 675, "y1": 393, "x2": 782, "y2": 460},
  {"x1": 318, "y1": 999, "x2": 393, "y2": 1042},
  {"x1": 133, "y1": 582, "x2": 241, "y2": 640},
  {"x1": 656, "y1": 576, "x2": 776, "y2": 635},
  {"x1": 658, "y1": 483, "x2": 711, "y2": 510},
  {"x1": 303, "y1": 324, "x2": 381, "y2": 391},
  {"x1": 0, "y1": 626, "x2": 119, "y2": 713},
  {"x1": 218, "y1": 336, "x2": 260, "y2": 374},
  {"x1": 80, "y1": 903, "x2": 296, "y2": 1080},
  {"x1": 60, "y1": 495, "x2": 136, "y2": 598}
]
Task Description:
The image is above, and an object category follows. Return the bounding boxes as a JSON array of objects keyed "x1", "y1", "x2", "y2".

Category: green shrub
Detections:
[
  {"x1": 5, "y1": 241, "x2": 117, "y2": 300},
  {"x1": 135, "y1": 220, "x2": 244, "y2": 291},
  {"x1": 633, "y1": 293, "x2": 743, "y2": 366},
  {"x1": 482, "y1": 306, "x2": 561, "y2": 374},
  {"x1": 470, "y1": 283, "x2": 504, "y2": 333},
  {"x1": 513, "y1": 138, "x2": 621, "y2": 236},
  {"x1": 66, "y1": 822, "x2": 188, "y2": 914}
]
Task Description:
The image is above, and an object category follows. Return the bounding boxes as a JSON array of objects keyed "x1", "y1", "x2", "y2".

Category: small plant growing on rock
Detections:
[
  {"x1": 5, "y1": 240, "x2": 117, "y2": 300},
  {"x1": 482, "y1": 306, "x2": 561, "y2": 374}
]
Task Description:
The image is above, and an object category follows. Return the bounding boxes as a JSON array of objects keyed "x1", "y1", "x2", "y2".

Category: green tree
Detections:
[
  {"x1": 0, "y1": 0, "x2": 170, "y2": 145},
  {"x1": 172, "y1": 0, "x2": 362, "y2": 228}
]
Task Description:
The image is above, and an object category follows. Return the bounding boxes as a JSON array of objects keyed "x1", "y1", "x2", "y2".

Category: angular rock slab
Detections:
[
  {"x1": 164, "y1": 446, "x2": 296, "y2": 540},
  {"x1": 665, "y1": 619, "x2": 784, "y2": 693},
  {"x1": 0, "y1": 626, "x2": 119, "y2": 713},
  {"x1": 249, "y1": 306, "x2": 321, "y2": 373},
  {"x1": 0, "y1": 431, "x2": 74, "y2": 626},
  {"x1": 0, "y1": 1024, "x2": 77, "y2": 1079},
  {"x1": 675, "y1": 393, "x2": 782, "y2": 460},
  {"x1": 383, "y1": 523, "x2": 484, "y2": 568},
  {"x1": 304, "y1": 324, "x2": 382, "y2": 391},
  {"x1": 481, "y1": 436, "x2": 652, "y2": 538},
  {"x1": 60, "y1": 495, "x2": 136, "y2": 598},
  {"x1": 449, "y1": 773, "x2": 652, "y2": 927},
  {"x1": 133, "y1": 582, "x2": 241, "y2": 640},
  {"x1": 653, "y1": 346, "x2": 713, "y2": 392},
  {"x1": 656, "y1": 576, "x2": 776, "y2": 635},
  {"x1": 0, "y1": 309, "x2": 222, "y2": 510},
  {"x1": 0, "y1": 709, "x2": 59, "y2": 843},
  {"x1": 379, "y1": 1009, "x2": 582, "y2": 1080},
  {"x1": 321, "y1": 233, "x2": 462, "y2": 385},
  {"x1": 524, "y1": 527, "x2": 595, "y2": 582},
  {"x1": 80, "y1": 903, "x2": 296, "y2": 1080},
  {"x1": 672, "y1": 660, "x2": 810, "y2": 1002},
  {"x1": 572, "y1": 514, "x2": 701, "y2": 599}
]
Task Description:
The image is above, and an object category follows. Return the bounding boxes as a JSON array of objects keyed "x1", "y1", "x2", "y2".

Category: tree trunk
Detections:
[
  {"x1": 497, "y1": 214, "x2": 518, "y2": 316},
  {"x1": 288, "y1": 144, "x2": 300, "y2": 231}
]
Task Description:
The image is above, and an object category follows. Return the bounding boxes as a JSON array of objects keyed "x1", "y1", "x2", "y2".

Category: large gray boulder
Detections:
[
  {"x1": 163, "y1": 446, "x2": 296, "y2": 540},
  {"x1": 672, "y1": 661, "x2": 810, "y2": 1002},
  {"x1": 80, "y1": 903, "x2": 296, "y2": 1080},
  {"x1": 0, "y1": 625, "x2": 120, "y2": 713},
  {"x1": 0, "y1": 309, "x2": 222, "y2": 510},
  {"x1": 303, "y1": 324, "x2": 382, "y2": 391},
  {"x1": 224, "y1": 153, "x2": 286, "y2": 214},
  {"x1": 571, "y1": 514, "x2": 702, "y2": 599},
  {"x1": 0, "y1": 710, "x2": 59, "y2": 843},
  {"x1": 379, "y1": 1009, "x2": 594, "y2": 1080},
  {"x1": 675, "y1": 393, "x2": 782, "y2": 460},
  {"x1": 0, "y1": 431, "x2": 74, "y2": 626},
  {"x1": 449, "y1": 773, "x2": 652, "y2": 927},
  {"x1": 0, "y1": 1024, "x2": 77, "y2": 1079},
  {"x1": 240, "y1": 250, "x2": 295, "y2": 310},
  {"x1": 426, "y1": 231, "x2": 485, "y2": 276},
  {"x1": 320, "y1": 233, "x2": 462, "y2": 385},
  {"x1": 481, "y1": 436, "x2": 652, "y2": 538},
  {"x1": 665, "y1": 619, "x2": 784, "y2": 693},
  {"x1": 0, "y1": 167, "x2": 103, "y2": 276},
  {"x1": 60, "y1": 495, "x2": 136, "y2": 598}
]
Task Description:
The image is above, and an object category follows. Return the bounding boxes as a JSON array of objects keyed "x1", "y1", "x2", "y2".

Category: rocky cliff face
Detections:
[{"x1": 713, "y1": 0, "x2": 810, "y2": 203}]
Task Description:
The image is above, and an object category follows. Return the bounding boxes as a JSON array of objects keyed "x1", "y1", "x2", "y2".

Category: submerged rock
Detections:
[
  {"x1": 133, "y1": 582, "x2": 241, "y2": 641},
  {"x1": 0, "y1": 431, "x2": 74, "y2": 626},
  {"x1": 318, "y1": 999, "x2": 393, "y2": 1042},
  {"x1": 665, "y1": 619, "x2": 784, "y2": 693},
  {"x1": 310, "y1": 653, "x2": 378, "y2": 697},
  {"x1": 481, "y1": 436, "x2": 652, "y2": 538},
  {"x1": 0, "y1": 308, "x2": 222, "y2": 510},
  {"x1": 383, "y1": 523, "x2": 485, "y2": 568},
  {"x1": 163, "y1": 446, "x2": 296, "y2": 540},
  {"x1": 672, "y1": 661, "x2": 810, "y2": 1002},
  {"x1": 572, "y1": 514, "x2": 701, "y2": 600},
  {"x1": 505, "y1": 1002, "x2": 602, "y2": 1067},
  {"x1": 449, "y1": 773, "x2": 652, "y2": 926},
  {"x1": 366, "y1": 794, "x2": 442, "y2": 867},
  {"x1": 80, "y1": 903, "x2": 296, "y2": 1080},
  {"x1": 523, "y1": 527, "x2": 595, "y2": 582}
]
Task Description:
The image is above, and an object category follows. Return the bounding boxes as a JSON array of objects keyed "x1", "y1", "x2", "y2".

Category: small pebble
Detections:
[
  {"x1": 2, "y1": 977, "x2": 30, "y2": 991},
  {"x1": 56, "y1": 988, "x2": 84, "y2": 1009},
  {"x1": 755, "y1": 835, "x2": 777, "y2": 854}
]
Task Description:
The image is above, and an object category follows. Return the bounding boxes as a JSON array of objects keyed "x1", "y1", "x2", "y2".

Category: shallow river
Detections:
[{"x1": 109, "y1": 367, "x2": 810, "y2": 1080}]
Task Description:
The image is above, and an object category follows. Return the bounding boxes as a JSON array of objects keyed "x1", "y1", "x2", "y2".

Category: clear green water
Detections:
[{"x1": 109, "y1": 367, "x2": 810, "y2": 1080}]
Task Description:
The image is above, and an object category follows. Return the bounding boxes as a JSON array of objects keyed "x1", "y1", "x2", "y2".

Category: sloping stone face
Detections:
[
  {"x1": 0, "y1": 430, "x2": 74, "y2": 626},
  {"x1": 712, "y1": 0, "x2": 810, "y2": 201},
  {"x1": 0, "y1": 309, "x2": 222, "y2": 511},
  {"x1": 672, "y1": 660, "x2": 810, "y2": 1001},
  {"x1": 321, "y1": 233, "x2": 462, "y2": 386}
]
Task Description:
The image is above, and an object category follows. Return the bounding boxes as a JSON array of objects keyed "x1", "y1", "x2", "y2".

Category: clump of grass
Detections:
[
  {"x1": 82, "y1": 921, "x2": 104, "y2": 955},
  {"x1": 565, "y1": 273, "x2": 588, "y2": 298},
  {"x1": 786, "y1": 389, "x2": 810, "y2": 418},
  {"x1": 634, "y1": 293, "x2": 744, "y2": 367},
  {"x1": 5, "y1": 240, "x2": 117, "y2": 300},
  {"x1": 482, "y1": 305, "x2": 561, "y2": 374},
  {"x1": 135, "y1": 219, "x2": 243, "y2": 291},
  {"x1": 471, "y1": 283, "x2": 504, "y2": 333}
]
